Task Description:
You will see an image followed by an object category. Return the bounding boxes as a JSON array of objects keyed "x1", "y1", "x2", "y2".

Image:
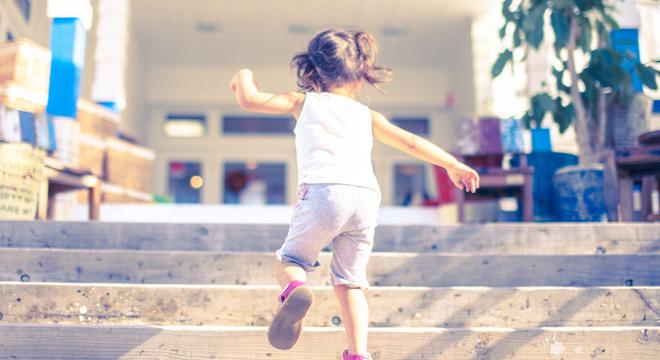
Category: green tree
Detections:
[{"x1": 492, "y1": 0, "x2": 658, "y2": 163}]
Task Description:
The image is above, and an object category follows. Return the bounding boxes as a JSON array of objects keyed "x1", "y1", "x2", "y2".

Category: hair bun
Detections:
[
  {"x1": 291, "y1": 29, "x2": 392, "y2": 92},
  {"x1": 308, "y1": 51, "x2": 324, "y2": 68}
]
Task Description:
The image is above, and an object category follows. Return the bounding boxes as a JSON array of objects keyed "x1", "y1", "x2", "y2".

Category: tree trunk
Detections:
[
  {"x1": 597, "y1": 88, "x2": 607, "y2": 155},
  {"x1": 566, "y1": 14, "x2": 597, "y2": 164}
]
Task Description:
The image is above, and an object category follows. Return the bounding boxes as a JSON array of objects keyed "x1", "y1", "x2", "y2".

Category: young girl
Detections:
[{"x1": 230, "y1": 29, "x2": 479, "y2": 360}]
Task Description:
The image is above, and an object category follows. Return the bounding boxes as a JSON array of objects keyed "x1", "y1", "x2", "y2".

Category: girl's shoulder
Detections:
[{"x1": 312, "y1": 91, "x2": 369, "y2": 109}]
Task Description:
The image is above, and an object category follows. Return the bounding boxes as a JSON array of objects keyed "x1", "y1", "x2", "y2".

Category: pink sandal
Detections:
[
  {"x1": 267, "y1": 281, "x2": 315, "y2": 350},
  {"x1": 343, "y1": 350, "x2": 373, "y2": 360}
]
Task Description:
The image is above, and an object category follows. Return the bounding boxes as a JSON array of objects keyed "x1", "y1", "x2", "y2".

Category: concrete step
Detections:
[
  {"x1": 0, "y1": 324, "x2": 657, "y2": 359},
  {"x1": 2, "y1": 221, "x2": 658, "y2": 254},
  {"x1": 1, "y1": 282, "x2": 657, "y2": 328},
  {"x1": 2, "y1": 248, "x2": 659, "y2": 287}
]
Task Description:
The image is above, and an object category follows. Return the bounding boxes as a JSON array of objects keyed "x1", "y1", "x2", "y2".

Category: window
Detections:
[
  {"x1": 222, "y1": 115, "x2": 294, "y2": 135},
  {"x1": 394, "y1": 163, "x2": 429, "y2": 206},
  {"x1": 391, "y1": 117, "x2": 430, "y2": 136},
  {"x1": 163, "y1": 114, "x2": 206, "y2": 138},
  {"x1": 13, "y1": 0, "x2": 31, "y2": 22},
  {"x1": 6, "y1": 31, "x2": 14, "y2": 42},
  {"x1": 168, "y1": 161, "x2": 202, "y2": 203},
  {"x1": 223, "y1": 162, "x2": 286, "y2": 204}
]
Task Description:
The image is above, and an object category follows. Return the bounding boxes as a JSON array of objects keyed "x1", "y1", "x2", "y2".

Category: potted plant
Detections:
[{"x1": 491, "y1": 0, "x2": 658, "y2": 221}]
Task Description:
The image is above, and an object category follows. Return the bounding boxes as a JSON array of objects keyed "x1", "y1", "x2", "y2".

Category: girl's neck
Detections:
[{"x1": 326, "y1": 84, "x2": 360, "y2": 99}]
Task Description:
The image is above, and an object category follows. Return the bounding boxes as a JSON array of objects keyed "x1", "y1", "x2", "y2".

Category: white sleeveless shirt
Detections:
[{"x1": 294, "y1": 92, "x2": 380, "y2": 193}]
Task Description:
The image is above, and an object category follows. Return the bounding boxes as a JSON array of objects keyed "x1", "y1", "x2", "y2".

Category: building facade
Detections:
[{"x1": 2, "y1": 0, "x2": 658, "y2": 206}]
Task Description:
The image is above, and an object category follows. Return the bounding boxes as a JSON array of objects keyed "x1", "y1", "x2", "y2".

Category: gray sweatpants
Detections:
[{"x1": 276, "y1": 183, "x2": 381, "y2": 288}]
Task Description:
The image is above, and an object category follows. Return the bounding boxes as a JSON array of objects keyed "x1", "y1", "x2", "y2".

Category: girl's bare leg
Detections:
[
  {"x1": 333, "y1": 284, "x2": 369, "y2": 355},
  {"x1": 276, "y1": 262, "x2": 307, "y2": 287}
]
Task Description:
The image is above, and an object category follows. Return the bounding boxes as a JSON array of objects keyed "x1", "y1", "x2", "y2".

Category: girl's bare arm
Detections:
[
  {"x1": 372, "y1": 110, "x2": 480, "y2": 192},
  {"x1": 230, "y1": 69, "x2": 304, "y2": 117}
]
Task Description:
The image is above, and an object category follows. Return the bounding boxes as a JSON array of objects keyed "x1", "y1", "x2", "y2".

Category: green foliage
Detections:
[
  {"x1": 522, "y1": 4, "x2": 546, "y2": 49},
  {"x1": 552, "y1": 66, "x2": 570, "y2": 94},
  {"x1": 634, "y1": 63, "x2": 658, "y2": 90},
  {"x1": 492, "y1": 0, "x2": 658, "y2": 136},
  {"x1": 576, "y1": 17, "x2": 592, "y2": 53},
  {"x1": 153, "y1": 194, "x2": 173, "y2": 203},
  {"x1": 553, "y1": 99, "x2": 574, "y2": 133},
  {"x1": 550, "y1": 10, "x2": 570, "y2": 52},
  {"x1": 492, "y1": 50, "x2": 513, "y2": 77},
  {"x1": 576, "y1": 0, "x2": 602, "y2": 12},
  {"x1": 523, "y1": 93, "x2": 557, "y2": 128}
]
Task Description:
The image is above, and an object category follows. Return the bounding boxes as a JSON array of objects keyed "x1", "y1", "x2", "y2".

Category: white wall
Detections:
[
  {"x1": 146, "y1": 65, "x2": 456, "y2": 109},
  {"x1": 144, "y1": 63, "x2": 461, "y2": 205},
  {"x1": 121, "y1": 20, "x2": 146, "y2": 140},
  {"x1": 81, "y1": 0, "x2": 145, "y2": 140},
  {"x1": 140, "y1": 15, "x2": 479, "y2": 205},
  {"x1": 447, "y1": 17, "x2": 477, "y2": 117},
  {"x1": 79, "y1": 0, "x2": 98, "y2": 102},
  {"x1": 0, "y1": 0, "x2": 50, "y2": 46}
]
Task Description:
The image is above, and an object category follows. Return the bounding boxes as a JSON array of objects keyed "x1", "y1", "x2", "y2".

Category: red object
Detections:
[
  {"x1": 432, "y1": 165, "x2": 454, "y2": 204},
  {"x1": 444, "y1": 93, "x2": 455, "y2": 110},
  {"x1": 226, "y1": 170, "x2": 248, "y2": 193},
  {"x1": 169, "y1": 162, "x2": 185, "y2": 177}
]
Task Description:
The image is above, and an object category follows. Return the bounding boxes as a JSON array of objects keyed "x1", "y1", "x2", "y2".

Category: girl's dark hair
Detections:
[{"x1": 292, "y1": 29, "x2": 392, "y2": 92}]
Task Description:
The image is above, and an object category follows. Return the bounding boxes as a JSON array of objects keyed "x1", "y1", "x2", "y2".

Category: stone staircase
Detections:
[{"x1": 0, "y1": 221, "x2": 658, "y2": 359}]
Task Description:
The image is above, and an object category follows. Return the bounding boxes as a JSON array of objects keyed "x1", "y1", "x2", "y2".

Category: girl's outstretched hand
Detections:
[
  {"x1": 229, "y1": 72, "x2": 239, "y2": 92},
  {"x1": 229, "y1": 69, "x2": 257, "y2": 93},
  {"x1": 447, "y1": 162, "x2": 480, "y2": 193}
]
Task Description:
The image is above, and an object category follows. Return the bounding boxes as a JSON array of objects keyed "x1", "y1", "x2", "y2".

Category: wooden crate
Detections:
[
  {"x1": 77, "y1": 99, "x2": 119, "y2": 139},
  {"x1": 0, "y1": 104, "x2": 21, "y2": 142},
  {"x1": 50, "y1": 117, "x2": 80, "y2": 167},
  {"x1": 0, "y1": 143, "x2": 45, "y2": 220},
  {"x1": 0, "y1": 38, "x2": 51, "y2": 94},
  {"x1": 78, "y1": 134, "x2": 105, "y2": 177},
  {"x1": 0, "y1": 82, "x2": 48, "y2": 113},
  {"x1": 105, "y1": 138, "x2": 154, "y2": 193}
]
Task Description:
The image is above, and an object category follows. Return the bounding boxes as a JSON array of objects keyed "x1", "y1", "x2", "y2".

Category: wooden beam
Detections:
[
  {"x1": 0, "y1": 324, "x2": 658, "y2": 359},
  {"x1": 1, "y1": 283, "x2": 657, "y2": 328},
  {"x1": 1, "y1": 222, "x2": 658, "y2": 254},
  {"x1": 1, "y1": 249, "x2": 658, "y2": 286}
]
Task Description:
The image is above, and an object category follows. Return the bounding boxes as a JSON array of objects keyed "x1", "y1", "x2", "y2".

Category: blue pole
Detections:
[
  {"x1": 46, "y1": 18, "x2": 87, "y2": 118},
  {"x1": 611, "y1": 28, "x2": 643, "y2": 93}
]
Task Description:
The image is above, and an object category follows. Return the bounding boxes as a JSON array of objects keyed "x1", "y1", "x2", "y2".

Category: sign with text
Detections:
[{"x1": 0, "y1": 143, "x2": 45, "y2": 220}]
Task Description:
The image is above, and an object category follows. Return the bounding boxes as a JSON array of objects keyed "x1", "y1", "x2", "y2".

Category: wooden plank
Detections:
[
  {"x1": 0, "y1": 324, "x2": 658, "y2": 359},
  {"x1": 618, "y1": 169, "x2": 635, "y2": 222},
  {"x1": 522, "y1": 171, "x2": 534, "y2": 221},
  {"x1": 615, "y1": 144, "x2": 660, "y2": 170},
  {"x1": 641, "y1": 176, "x2": 656, "y2": 222},
  {"x1": 1, "y1": 283, "x2": 657, "y2": 328},
  {"x1": 1, "y1": 222, "x2": 659, "y2": 254},
  {"x1": 2, "y1": 248, "x2": 658, "y2": 287},
  {"x1": 89, "y1": 180, "x2": 101, "y2": 221}
]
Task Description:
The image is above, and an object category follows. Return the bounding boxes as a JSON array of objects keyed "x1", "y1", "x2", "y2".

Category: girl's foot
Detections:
[
  {"x1": 343, "y1": 350, "x2": 373, "y2": 360},
  {"x1": 267, "y1": 281, "x2": 315, "y2": 350}
]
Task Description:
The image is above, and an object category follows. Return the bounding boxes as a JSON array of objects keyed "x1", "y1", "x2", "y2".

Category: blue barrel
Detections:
[
  {"x1": 531, "y1": 128, "x2": 552, "y2": 152},
  {"x1": 553, "y1": 165, "x2": 608, "y2": 222},
  {"x1": 527, "y1": 152, "x2": 578, "y2": 221}
]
